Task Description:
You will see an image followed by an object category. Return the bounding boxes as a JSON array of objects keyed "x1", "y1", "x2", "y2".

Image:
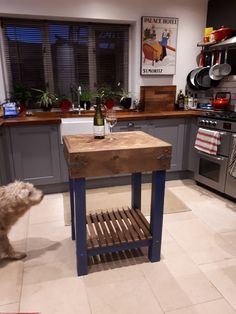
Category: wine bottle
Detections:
[{"x1": 93, "y1": 98, "x2": 105, "y2": 139}]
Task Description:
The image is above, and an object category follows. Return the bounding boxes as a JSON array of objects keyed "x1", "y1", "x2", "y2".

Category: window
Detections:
[{"x1": 1, "y1": 18, "x2": 129, "y2": 106}]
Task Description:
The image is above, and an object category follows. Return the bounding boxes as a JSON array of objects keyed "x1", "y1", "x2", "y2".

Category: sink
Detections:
[{"x1": 60, "y1": 117, "x2": 110, "y2": 143}]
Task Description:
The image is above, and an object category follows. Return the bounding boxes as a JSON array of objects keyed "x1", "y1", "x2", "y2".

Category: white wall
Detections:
[{"x1": 0, "y1": 0, "x2": 208, "y2": 102}]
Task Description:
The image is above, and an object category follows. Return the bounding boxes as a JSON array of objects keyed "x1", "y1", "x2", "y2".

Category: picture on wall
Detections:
[{"x1": 141, "y1": 16, "x2": 178, "y2": 75}]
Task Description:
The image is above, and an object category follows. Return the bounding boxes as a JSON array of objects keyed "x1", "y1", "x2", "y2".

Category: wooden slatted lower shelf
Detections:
[{"x1": 86, "y1": 207, "x2": 152, "y2": 251}]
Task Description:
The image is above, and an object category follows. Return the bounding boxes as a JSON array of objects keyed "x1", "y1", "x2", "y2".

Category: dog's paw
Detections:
[{"x1": 9, "y1": 251, "x2": 27, "y2": 260}]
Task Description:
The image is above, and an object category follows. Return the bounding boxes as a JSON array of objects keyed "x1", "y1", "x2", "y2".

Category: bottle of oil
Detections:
[
  {"x1": 177, "y1": 89, "x2": 184, "y2": 110},
  {"x1": 93, "y1": 97, "x2": 105, "y2": 139}
]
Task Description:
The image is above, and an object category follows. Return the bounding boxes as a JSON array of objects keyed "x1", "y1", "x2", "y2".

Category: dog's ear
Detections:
[{"x1": 18, "y1": 188, "x2": 30, "y2": 201}]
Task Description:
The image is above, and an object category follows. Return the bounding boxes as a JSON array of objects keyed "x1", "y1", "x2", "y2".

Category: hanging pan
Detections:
[
  {"x1": 218, "y1": 49, "x2": 231, "y2": 76},
  {"x1": 209, "y1": 51, "x2": 224, "y2": 81},
  {"x1": 194, "y1": 51, "x2": 220, "y2": 90},
  {"x1": 186, "y1": 50, "x2": 205, "y2": 90}
]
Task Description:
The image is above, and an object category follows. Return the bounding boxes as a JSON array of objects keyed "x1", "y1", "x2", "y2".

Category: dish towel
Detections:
[
  {"x1": 194, "y1": 128, "x2": 221, "y2": 155},
  {"x1": 228, "y1": 136, "x2": 236, "y2": 178}
]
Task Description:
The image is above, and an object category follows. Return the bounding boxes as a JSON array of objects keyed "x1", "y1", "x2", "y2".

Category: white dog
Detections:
[{"x1": 0, "y1": 181, "x2": 44, "y2": 260}]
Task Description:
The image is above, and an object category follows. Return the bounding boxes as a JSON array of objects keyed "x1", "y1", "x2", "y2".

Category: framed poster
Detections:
[{"x1": 141, "y1": 16, "x2": 178, "y2": 75}]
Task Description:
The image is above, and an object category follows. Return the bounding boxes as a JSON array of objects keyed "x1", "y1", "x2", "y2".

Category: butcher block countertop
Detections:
[
  {"x1": 63, "y1": 131, "x2": 172, "y2": 178},
  {"x1": 0, "y1": 109, "x2": 204, "y2": 127}
]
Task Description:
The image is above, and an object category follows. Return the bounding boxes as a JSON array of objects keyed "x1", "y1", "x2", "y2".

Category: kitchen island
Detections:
[{"x1": 63, "y1": 131, "x2": 172, "y2": 276}]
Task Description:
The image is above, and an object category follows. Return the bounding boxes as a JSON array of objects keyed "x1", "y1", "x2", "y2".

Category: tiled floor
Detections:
[{"x1": 0, "y1": 179, "x2": 236, "y2": 314}]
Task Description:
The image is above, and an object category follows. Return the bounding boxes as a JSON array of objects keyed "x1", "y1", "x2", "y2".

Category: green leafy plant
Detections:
[
  {"x1": 96, "y1": 86, "x2": 115, "y2": 103},
  {"x1": 33, "y1": 88, "x2": 57, "y2": 110},
  {"x1": 80, "y1": 90, "x2": 93, "y2": 102},
  {"x1": 116, "y1": 88, "x2": 130, "y2": 102},
  {"x1": 10, "y1": 84, "x2": 32, "y2": 105}
]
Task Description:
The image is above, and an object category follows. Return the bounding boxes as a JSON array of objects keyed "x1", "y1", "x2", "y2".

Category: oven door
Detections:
[{"x1": 194, "y1": 151, "x2": 228, "y2": 192}]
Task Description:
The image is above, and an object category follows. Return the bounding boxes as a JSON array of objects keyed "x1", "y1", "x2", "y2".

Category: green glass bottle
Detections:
[{"x1": 93, "y1": 98, "x2": 105, "y2": 139}]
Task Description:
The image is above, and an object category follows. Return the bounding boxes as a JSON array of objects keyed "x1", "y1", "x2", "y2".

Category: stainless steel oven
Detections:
[{"x1": 194, "y1": 114, "x2": 236, "y2": 199}]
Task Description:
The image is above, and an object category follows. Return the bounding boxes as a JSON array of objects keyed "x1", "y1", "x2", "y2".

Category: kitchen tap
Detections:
[{"x1": 77, "y1": 86, "x2": 81, "y2": 115}]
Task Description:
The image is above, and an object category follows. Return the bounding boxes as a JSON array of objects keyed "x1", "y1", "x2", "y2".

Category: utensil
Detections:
[
  {"x1": 218, "y1": 49, "x2": 231, "y2": 76},
  {"x1": 209, "y1": 51, "x2": 224, "y2": 80}
]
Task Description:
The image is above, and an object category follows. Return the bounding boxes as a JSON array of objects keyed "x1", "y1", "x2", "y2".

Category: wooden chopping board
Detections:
[{"x1": 140, "y1": 85, "x2": 176, "y2": 112}]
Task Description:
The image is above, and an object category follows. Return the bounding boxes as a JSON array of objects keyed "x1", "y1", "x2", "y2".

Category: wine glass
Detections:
[{"x1": 106, "y1": 109, "x2": 117, "y2": 139}]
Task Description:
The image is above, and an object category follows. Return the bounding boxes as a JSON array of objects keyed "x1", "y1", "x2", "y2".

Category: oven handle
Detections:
[
  {"x1": 220, "y1": 132, "x2": 227, "y2": 136},
  {"x1": 197, "y1": 150, "x2": 225, "y2": 161}
]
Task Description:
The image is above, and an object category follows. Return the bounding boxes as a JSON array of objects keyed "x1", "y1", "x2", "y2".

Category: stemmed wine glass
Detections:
[{"x1": 106, "y1": 109, "x2": 117, "y2": 139}]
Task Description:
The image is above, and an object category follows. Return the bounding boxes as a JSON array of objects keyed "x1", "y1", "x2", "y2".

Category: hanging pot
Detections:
[{"x1": 211, "y1": 26, "x2": 233, "y2": 42}]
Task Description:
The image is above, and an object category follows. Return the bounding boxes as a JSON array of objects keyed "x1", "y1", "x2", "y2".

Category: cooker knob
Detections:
[
  {"x1": 205, "y1": 120, "x2": 209, "y2": 125},
  {"x1": 212, "y1": 121, "x2": 217, "y2": 127},
  {"x1": 199, "y1": 119, "x2": 204, "y2": 125}
]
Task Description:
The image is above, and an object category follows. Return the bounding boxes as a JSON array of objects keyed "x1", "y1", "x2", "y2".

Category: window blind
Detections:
[{"x1": 1, "y1": 18, "x2": 129, "y2": 106}]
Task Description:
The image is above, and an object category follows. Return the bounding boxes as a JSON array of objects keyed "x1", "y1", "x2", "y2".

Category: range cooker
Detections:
[{"x1": 194, "y1": 111, "x2": 236, "y2": 199}]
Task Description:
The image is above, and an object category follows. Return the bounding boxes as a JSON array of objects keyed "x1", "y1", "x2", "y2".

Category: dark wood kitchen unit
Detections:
[{"x1": 63, "y1": 131, "x2": 172, "y2": 276}]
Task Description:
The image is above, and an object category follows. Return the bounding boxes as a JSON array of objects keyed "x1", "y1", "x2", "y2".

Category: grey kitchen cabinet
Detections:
[
  {"x1": 0, "y1": 128, "x2": 8, "y2": 185},
  {"x1": 8, "y1": 124, "x2": 61, "y2": 185},
  {"x1": 113, "y1": 120, "x2": 148, "y2": 133},
  {"x1": 148, "y1": 118, "x2": 187, "y2": 172}
]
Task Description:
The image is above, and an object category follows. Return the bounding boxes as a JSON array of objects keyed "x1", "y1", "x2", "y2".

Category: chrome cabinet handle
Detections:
[{"x1": 197, "y1": 150, "x2": 224, "y2": 161}]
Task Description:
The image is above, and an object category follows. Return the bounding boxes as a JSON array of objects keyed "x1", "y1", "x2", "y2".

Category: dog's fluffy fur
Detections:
[{"x1": 0, "y1": 181, "x2": 43, "y2": 261}]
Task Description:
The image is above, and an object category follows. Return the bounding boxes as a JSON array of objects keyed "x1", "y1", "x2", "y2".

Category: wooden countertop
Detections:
[
  {"x1": 0, "y1": 109, "x2": 204, "y2": 127},
  {"x1": 63, "y1": 131, "x2": 172, "y2": 178}
]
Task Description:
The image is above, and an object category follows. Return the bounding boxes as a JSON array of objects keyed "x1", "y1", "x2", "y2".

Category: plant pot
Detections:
[
  {"x1": 120, "y1": 97, "x2": 132, "y2": 110},
  {"x1": 105, "y1": 99, "x2": 114, "y2": 109},
  {"x1": 42, "y1": 105, "x2": 52, "y2": 112},
  {"x1": 60, "y1": 99, "x2": 72, "y2": 112},
  {"x1": 80, "y1": 100, "x2": 91, "y2": 110}
]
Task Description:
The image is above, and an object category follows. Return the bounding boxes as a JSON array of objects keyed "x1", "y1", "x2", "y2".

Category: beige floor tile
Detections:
[
  {"x1": 186, "y1": 198, "x2": 236, "y2": 233},
  {"x1": 0, "y1": 261, "x2": 23, "y2": 305},
  {"x1": 8, "y1": 211, "x2": 29, "y2": 254},
  {"x1": 29, "y1": 194, "x2": 64, "y2": 225},
  {"x1": 25, "y1": 221, "x2": 74, "y2": 268},
  {"x1": 20, "y1": 264, "x2": 90, "y2": 314},
  {"x1": 0, "y1": 302, "x2": 20, "y2": 312},
  {"x1": 85, "y1": 276, "x2": 163, "y2": 314},
  {"x1": 200, "y1": 258, "x2": 236, "y2": 311},
  {"x1": 140, "y1": 237, "x2": 221, "y2": 312},
  {"x1": 140, "y1": 261, "x2": 193, "y2": 312},
  {"x1": 165, "y1": 217, "x2": 236, "y2": 264},
  {"x1": 167, "y1": 298, "x2": 236, "y2": 314},
  {"x1": 221, "y1": 231, "x2": 236, "y2": 250}
]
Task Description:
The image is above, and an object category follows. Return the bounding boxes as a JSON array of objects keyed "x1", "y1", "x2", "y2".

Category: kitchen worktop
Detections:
[{"x1": 0, "y1": 109, "x2": 204, "y2": 127}]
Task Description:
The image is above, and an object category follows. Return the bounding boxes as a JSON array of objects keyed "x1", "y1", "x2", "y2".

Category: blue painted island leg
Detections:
[
  {"x1": 131, "y1": 172, "x2": 141, "y2": 210},
  {"x1": 69, "y1": 177, "x2": 75, "y2": 240},
  {"x1": 148, "y1": 170, "x2": 166, "y2": 262},
  {"x1": 74, "y1": 178, "x2": 88, "y2": 276}
]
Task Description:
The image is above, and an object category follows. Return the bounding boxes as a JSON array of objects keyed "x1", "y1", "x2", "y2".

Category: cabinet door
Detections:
[
  {"x1": 9, "y1": 125, "x2": 61, "y2": 185},
  {"x1": 149, "y1": 119, "x2": 186, "y2": 171},
  {"x1": 0, "y1": 129, "x2": 7, "y2": 185},
  {"x1": 114, "y1": 120, "x2": 148, "y2": 133}
]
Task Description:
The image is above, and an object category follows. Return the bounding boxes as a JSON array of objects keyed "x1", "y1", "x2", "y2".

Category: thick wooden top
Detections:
[{"x1": 63, "y1": 131, "x2": 172, "y2": 178}]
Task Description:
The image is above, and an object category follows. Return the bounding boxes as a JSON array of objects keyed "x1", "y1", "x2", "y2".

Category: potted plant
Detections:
[
  {"x1": 96, "y1": 86, "x2": 115, "y2": 109},
  {"x1": 58, "y1": 95, "x2": 72, "y2": 112},
  {"x1": 80, "y1": 89, "x2": 93, "y2": 110},
  {"x1": 33, "y1": 88, "x2": 57, "y2": 111},
  {"x1": 116, "y1": 88, "x2": 132, "y2": 110},
  {"x1": 10, "y1": 84, "x2": 32, "y2": 113}
]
